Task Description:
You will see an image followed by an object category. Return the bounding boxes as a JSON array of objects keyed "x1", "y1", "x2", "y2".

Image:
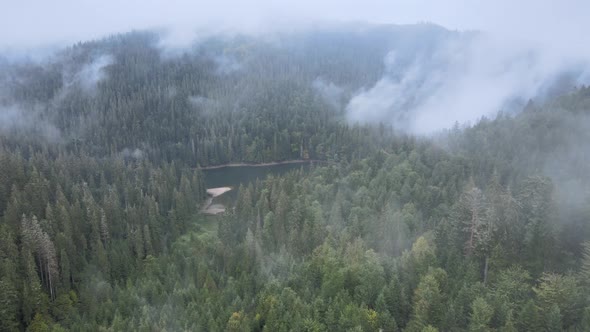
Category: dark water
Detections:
[
  {"x1": 201, "y1": 162, "x2": 316, "y2": 212},
  {"x1": 202, "y1": 162, "x2": 311, "y2": 190},
  {"x1": 203, "y1": 162, "x2": 314, "y2": 207}
]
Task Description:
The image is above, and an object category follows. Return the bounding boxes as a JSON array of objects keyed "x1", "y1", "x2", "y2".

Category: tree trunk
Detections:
[
  {"x1": 38, "y1": 255, "x2": 45, "y2": 288},
  {"x1": 48, "y1": 262, "x2": 54, "y2": 300},
  {"x1": 467, "y1": 210, "x2": 476, "y2": 256},
  {"x1": 483, "y1": 256, "x2": 489, "y2": 285}
]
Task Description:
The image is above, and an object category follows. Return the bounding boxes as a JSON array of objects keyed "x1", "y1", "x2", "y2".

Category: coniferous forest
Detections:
[{"x1": 1, "y1": 25, "x2": 590, "y2": 331}]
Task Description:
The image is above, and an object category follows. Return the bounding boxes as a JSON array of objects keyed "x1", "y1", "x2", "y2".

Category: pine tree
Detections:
[
  {"x1": 500, "y1": 313, "x2": 518, "y2": 332},
  {"x1": 407, "y1": 271, "x2": 443, "y2": 331},
  {"x1": 59, "y1": 249, "x2": 71, "y2": 290},
  {"x1": 517, "y1": 300, "x2": 540, "y2": 332},
  {"x1": 0, "y1": 276, "x2": 20, "y2": 331},
  {"x1": 26, "y1": 313, "x2": 49, "y2": 332},
  {"x1": 534, "y1": 273, "x2": 583, "y2": 329},
  {"x1": 468, "y1": 297, "x2": 493, "y2": 332},
  {"x1": 545, "y1": 304, "x2": 562, "y2": 332},
  {"x1": 580, "y1": 242, "x2": 590, "y2": 288},
  {"x1": 517, "y1": 176, "x2": 555, "y2": 277},
  {"x1": 21, "y1": 215, "x2": 59, "y2": 300},
  {"x1": 578, "y1": 307, "x2": 590, "y2": 331},
  {"x1": 452, "y1": 179, "x2": 486, "y2": 257}
]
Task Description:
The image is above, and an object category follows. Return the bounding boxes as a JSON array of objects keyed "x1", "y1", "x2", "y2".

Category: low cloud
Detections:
[
  {"x1": 312, "y1": 78, "x2": 344, "y2": 109},
  {"x1": 120, "y1": 148, "x2": 145, "y2": 160},
  {"x1": 188, "y1": 95, "x2": 220, "y2": 117},
  {"x1": 75, "y1": 54, "x2": 113, "y2": 92},
  {"x1": 346, "y1": 33, "x2": 590, "y2": 134},
  {"x1": 60, "y1": 54, "x2": 113, "y2": 95},
  {"x1": 213, "y1": 54, "x2": 242, "y2": 75},
  {"x1": 188, "y1": 96, "x2": 213, "y2": 106},
  {"x1": 0, "y1": 105, "x2": 61, "y2": 142}
]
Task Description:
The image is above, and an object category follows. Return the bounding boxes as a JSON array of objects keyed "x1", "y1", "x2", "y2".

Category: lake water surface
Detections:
[
  {"x1": 201, "y1": 162, "x2": 312, "y2": 211},
  {"x1": 202, "y1": 162, "x2": 312, "y2": 189}
]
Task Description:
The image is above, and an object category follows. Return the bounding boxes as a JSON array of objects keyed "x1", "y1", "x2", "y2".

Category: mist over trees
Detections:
[{"x1": 1, "y1": 24, "x2": 590, "y2": 331}]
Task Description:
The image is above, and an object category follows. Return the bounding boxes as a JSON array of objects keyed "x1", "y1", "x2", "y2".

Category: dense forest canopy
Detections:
[{"x1": 0, "y1": 24, "x2": 589, "y2": 331}]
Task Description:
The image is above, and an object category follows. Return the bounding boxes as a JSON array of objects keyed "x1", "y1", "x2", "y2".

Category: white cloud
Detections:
[
  {"x1": 312, "y1": 78, "x2": 344, "y2": 109},
  {"x1": 0, "y1": 105, "x2": 62, "y2": 141},
  {"x1": 2, "y1": 0, "x2": 589, "y2": 134},
  {"x1": 346, "y1": 32, "x2": 590, "y2": 134},
  {"x1": 75, "y1": 54, "x2": 113, "y2": 92}
]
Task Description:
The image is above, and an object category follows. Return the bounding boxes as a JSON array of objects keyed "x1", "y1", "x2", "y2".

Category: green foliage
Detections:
[
  {"x1": 468, "y1": 297, "x2": 493, "y2": 332},
  {"x1": 407, "y1": 269, "x2": 444, "y2": 330},
  {"x1": 581, "y1": 242, "x2": 590, "y2": 288},
  {"x1": 578, "y1": 307, "x2": 590, "y2": 331},
  {"x1": 50, "y1": 293, "x2": 72, "y2": 322},
  {"x1": 545, "y1": 304, "x2": 562, "y2": 332},
  {"x1": 534, "y1": 273, "x2": 583, "y2": 328},
  {"x1": 226, "y1": 311, "x2": 249, "y2": 332},
  {"x1": 0, "y1": 277, "x2": 19, "y2": 331},
  {"x1": 0, "y1": 26, "x2": 589, "y2": 332},
  {"x1": 499, "y1": 314, "x2": 518, "y2": 332},
  {"x1": 517, "y1": 300, "x2": 541, "y2": 332},
  {"x1": 26, "y1": 314, "x2": 49, "y2": 332}
]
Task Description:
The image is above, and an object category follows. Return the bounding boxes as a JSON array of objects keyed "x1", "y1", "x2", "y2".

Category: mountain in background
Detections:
[{"x1": 1, "y1": 23, "x2": 590, "y2": 331}]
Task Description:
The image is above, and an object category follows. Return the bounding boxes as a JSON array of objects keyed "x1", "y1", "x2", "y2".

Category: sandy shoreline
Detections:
[
  {"x1": 202, "y1": 187, "x2": 233, "y2": 215},
  {"x1": 202, "y1": 203, "x2": 226, "y2": 215},
  {"x1": 206, "y1": 187, "x2": 232, "y2": 197}
]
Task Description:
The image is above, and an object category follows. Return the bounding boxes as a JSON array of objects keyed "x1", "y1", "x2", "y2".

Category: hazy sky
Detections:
[{"x1": 1, "y1": 0, "x2": 588, "y2": 50}]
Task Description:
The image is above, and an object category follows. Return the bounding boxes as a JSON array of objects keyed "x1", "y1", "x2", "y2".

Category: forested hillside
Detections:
[
  {"x1": 2, "y1": 25, "x2": 452, "y2": 165},
  {"x1": 1, "y1": 25, "x2": 589, "y2": 331}
]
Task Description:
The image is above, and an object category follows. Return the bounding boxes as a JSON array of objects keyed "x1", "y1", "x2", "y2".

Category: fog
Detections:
[
  {"x1": 0, "y1": 51, "x2": 112, "y2": 140},
  {"x1": 71, "y1": 54, "x2": 113, "y2": 93},
  {"x1": 0, "y1": 105, "x2": 61, "y2": 141},
  {"x1": 2, "y1": 0, "x2": 589, "y2": 133},
  {"x1": 3, "y1": 1, "x2": 588, "y2": 50},
  {"x1": 312, "y1": 78, "x2": 344, "y2": 109},
  {"x1": 347, "y1": 33, "x2": 590, "y2": 133}
]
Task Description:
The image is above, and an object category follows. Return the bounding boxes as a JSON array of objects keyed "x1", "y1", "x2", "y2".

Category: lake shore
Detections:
[
  {"x1": 198, "y1": 159, "x2": 328, "y2": 170},
  {"x1": 202, "y1": 187, "x2": 233, "y2": 215},
  {"x1": 202, "y1": 203, "x2": 226, "y2": 215},
  {"x1": 206, "y1": 187, "x2": 232, "y2": 197}
]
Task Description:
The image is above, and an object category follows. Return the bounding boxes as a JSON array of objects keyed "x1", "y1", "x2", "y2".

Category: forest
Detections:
[{"x1": 1, "y1": 25, "x2": 590, "y2": 331}]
